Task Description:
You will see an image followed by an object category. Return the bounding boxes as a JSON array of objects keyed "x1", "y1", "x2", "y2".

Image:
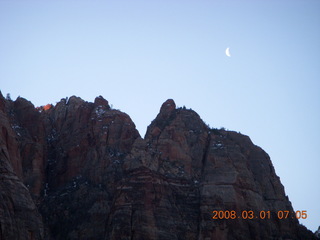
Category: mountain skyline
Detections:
[
  {"x1": 1, "y1": 0, "x2": 319, "y2": 232},
  {"x1": 0, "y1": 94, "x2": 317, "y2": 239}
]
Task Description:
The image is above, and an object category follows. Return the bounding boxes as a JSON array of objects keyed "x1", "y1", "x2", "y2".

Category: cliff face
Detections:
[
  {"x1": 0, "y1": 94, "x2": 316, "y2": 240},
  {"x1": 0, "y1": 94, "x2": 44, "y2": 239}
]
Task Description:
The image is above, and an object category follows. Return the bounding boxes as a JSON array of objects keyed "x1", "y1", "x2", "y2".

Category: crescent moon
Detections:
[{"x1": 225, "y1": 47, "x2": 231, "y2": 57}]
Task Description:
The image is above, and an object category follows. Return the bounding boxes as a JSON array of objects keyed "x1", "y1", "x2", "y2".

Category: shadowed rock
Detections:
[{"x1": 0, "y1": 93, "x2": 316, "y2": 240}]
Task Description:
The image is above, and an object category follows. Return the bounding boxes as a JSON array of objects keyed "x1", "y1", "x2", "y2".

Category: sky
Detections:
[{"x1": 0, "y1": 0, "x2": 319, "y2": 232}]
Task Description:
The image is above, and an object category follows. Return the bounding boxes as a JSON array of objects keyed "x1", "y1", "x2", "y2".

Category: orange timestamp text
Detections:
[{"x1": 212, "y1": 210, "x2": 308, "y2": 220}]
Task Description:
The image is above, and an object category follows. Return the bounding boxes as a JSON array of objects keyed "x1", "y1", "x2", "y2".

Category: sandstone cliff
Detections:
[{"x1": 0, "y1": 93, "x2": 316, "y2": 239}]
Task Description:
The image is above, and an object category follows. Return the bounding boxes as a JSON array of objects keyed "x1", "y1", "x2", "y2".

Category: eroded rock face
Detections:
[
  {"x1": 0, "y1": 93, "x2": 316, "y2": 240},
  {"x1": 0, "y1": 94, "x2": 44, "y2": 240},
  {"x1": 115, "y1": 101, "x2": 315, "y2": 240},
  {"x1": 39, "y1": 95, "x2": 140, "y2": 239}
]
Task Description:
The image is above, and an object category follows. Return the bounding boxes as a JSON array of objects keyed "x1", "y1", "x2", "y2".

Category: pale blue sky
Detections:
[{"x1": 1, "y1": 0, "x2": 319, "y2": 232}]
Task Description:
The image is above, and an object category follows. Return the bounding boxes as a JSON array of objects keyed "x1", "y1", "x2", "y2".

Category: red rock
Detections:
[
  {"x1": 0, "y1": 93, "x2": 44, "y2": 239},
  {"x1": 0, "y1": 95, "x2": 316, "y2": 240}
]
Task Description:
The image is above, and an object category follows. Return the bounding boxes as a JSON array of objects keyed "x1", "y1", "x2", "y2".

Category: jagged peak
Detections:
[
  {"x1": 160, "y1": 99, "x2": 176, "y2": 114},
  {"x1": 67, "y1": 95, "x2": 85, "y2": 105},
  {"x1": 94, "y1": 95, "x2": 110, "y2": 109},
  {"x1": 14, "y1": 96, "x2": 35, "y2": 109}
]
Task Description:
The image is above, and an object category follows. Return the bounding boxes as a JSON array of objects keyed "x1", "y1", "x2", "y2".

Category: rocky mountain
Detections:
[{"x1": 0, "y1": 93, "x2": 316, "y2": 240}]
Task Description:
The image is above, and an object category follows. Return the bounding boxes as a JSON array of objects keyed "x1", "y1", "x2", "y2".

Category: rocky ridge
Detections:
[{"x1": 0, "y1": 93, "x2": 316, "y2": 239}]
